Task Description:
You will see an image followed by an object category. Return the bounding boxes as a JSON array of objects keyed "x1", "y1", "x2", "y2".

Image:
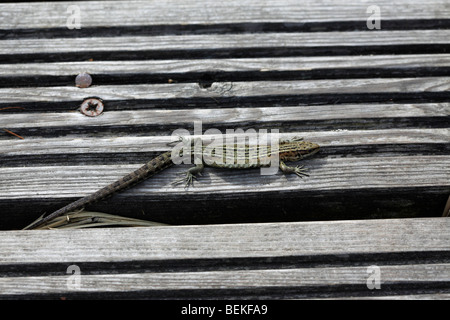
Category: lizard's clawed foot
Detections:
[
  {"x1": 293, "y1": 165, "x2": 309, "y2": 178},
  {"x1": 172, "y1": 171, "x2": 201, "y2": 188},
  {"x1": 279, "y1": 161, "x2": 309, "y2": 178}
]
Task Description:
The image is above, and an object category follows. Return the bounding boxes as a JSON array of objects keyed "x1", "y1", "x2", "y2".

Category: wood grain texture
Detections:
[
  {"x1": 1, "y1": 264, "x2": 448, "y2": 296},
  {"x1": 0, "y1": 218, "x2": 448, "y2": 298},
  {"x1": 2, "y1": 30, "x2": 449, "y2": 55},
  {"x1": 1, "y1": 55, "x2": 450, "y2": 76},
  {"x1": 2, "y1": 218, "x2": 448, "y2": 263},
  {"x1": 1, "y1": 156, "x2": 448, "y2": 200},
  {"x1": 0, "y1": 0, "x2": 447, "y2": 231},
  {"x1": 1, "y1": 129, "x2": 449, "y2": 156},
  {"x1": 1, "y1": 0, "x2": 448, "y2": 29},
  {"x1": 0, "y1": 0, "x2": 449, "y2": 300},
  {"x1": 0, "y1": 78, "x2": 449, "y2": 103},
  {"x1": 1, "y1": 104, "x2": 449, "y2": 130}
]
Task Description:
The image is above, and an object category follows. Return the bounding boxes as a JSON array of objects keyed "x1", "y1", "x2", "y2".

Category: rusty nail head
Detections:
[
  {"x1": 80, "y1": 98, "x2": 104, "y2": 117},
  {"x1": 75, "y1": 72, "x2": 92, "y2": 88}
]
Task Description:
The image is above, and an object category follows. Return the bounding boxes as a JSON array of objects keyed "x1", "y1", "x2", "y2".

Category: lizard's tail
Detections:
[{"x1": 23, "y1": 151, "x2": 174, "y2": 230}]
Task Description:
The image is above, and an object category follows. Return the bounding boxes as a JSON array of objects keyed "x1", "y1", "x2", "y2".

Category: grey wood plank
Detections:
[
  {"x1": 1, "y1": 0, "x2": 448, "y2": 29},
  {"x1": 0, "y1": 129, "x2": 448, "y2": 156},
  {"x1": 0, "y1": 219, "x2": 448, "y2": 298},
  {"x1": 1, "y1": 30, "x2": 449, "y2": 55},
  {"x1": 1, "y1": 218, "x2": 448, "y2": 263},
  {"x1": 0, "y1": 78, "x2": 449, "y2": 103},
  {"x1": 0, "y1": 155, "x2": 448, "y2": 200},
  {"x1": 1, "y1": 104, "x2": 448, "y2": 130},
  {"x1": 1, "y1": 54, "x2": 450, "y2": 76},
  {"x1": 0, "y1": 0, "x2": 447, "y2": 300},
  {"x1": 0, "y1": 264, "x2": 448, "y2": 296},
  {"x1": 1, "y1": 217, "x2": 447, "y2": 298}
]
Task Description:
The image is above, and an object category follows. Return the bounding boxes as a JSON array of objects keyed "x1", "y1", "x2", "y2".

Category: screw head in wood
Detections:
[{"x1": 80, "y1": 98, "x2": 104, "y2": 117}]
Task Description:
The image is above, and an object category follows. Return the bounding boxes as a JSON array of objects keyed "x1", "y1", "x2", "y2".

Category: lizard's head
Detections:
[{"x1": 279, "y1": 141, "x2": 320, "y2": 161}]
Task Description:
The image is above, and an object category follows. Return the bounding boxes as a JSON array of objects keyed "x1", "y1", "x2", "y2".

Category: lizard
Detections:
[{"x1": 23, "y1": 136, "x2": 320, "y2": 230}]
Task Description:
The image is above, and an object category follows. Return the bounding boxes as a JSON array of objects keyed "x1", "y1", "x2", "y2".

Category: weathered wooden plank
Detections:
[
  {"x1": 2, "y1": 31, "x2": 449, "y2": 55},
  {"x1": 0, "y1": 0, "x2": 447, "y2": 300},
  {"x1": 0, "y1": 78, "x2": 449, "y2": 104},
  {"x1": 0, "y1": 2, "x2": 447, "y2": 227},
  {"x1": 0, "y1": 156, "x2": 448, "y2": 200},
  {"x1": 0, "y1": 264, "x2": 448, "y2": 297},
  {"x1": 1, "y1": 54, "x2": 450, "y2": 76},
  {"x1": 1, "y1": 104, "x2": 448, "y2": 130},
  {"x1": 0, "y1": 129, "x2": 448, "y2": 156},
  {"x1": 1, "y1": 0, "x2": 448, "y2": 29},
  {"x1": 1, "y1": 218, "x2": 448, "y2": 263},
  {"x1": 0, "y1": 218, "x2": 448, "y2": 298}
]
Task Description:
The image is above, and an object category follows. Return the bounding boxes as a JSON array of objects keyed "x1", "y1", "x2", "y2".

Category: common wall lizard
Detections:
[{"x1": 24, "y1": 137, "x2": 319, "y2": 230}]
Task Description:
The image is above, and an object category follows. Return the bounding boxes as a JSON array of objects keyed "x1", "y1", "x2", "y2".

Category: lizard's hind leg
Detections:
[{"x1": 172, "y1": 163, "x2": 205, "y2": 188}]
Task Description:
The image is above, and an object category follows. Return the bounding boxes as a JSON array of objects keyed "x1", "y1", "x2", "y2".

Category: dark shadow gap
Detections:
[
  {"x1": 1, "y1": 44, "x2": 449, "y2": 64},
  {"x1": 2, "y1": 186, "x2": 448, "y2": 230}
]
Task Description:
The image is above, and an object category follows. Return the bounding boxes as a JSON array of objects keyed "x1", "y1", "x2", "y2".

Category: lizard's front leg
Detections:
[
  {"x1": 173, "y1": 163, "x2": 205, "y2": 188},
  {"x1": 279, "y1": 161, "x2": 309, "y2": 178}
]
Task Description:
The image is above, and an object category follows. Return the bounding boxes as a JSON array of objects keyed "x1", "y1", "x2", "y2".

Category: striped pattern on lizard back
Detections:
[{"x1": 202, "y1": 140, "x2": 320, "y2": 168}]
